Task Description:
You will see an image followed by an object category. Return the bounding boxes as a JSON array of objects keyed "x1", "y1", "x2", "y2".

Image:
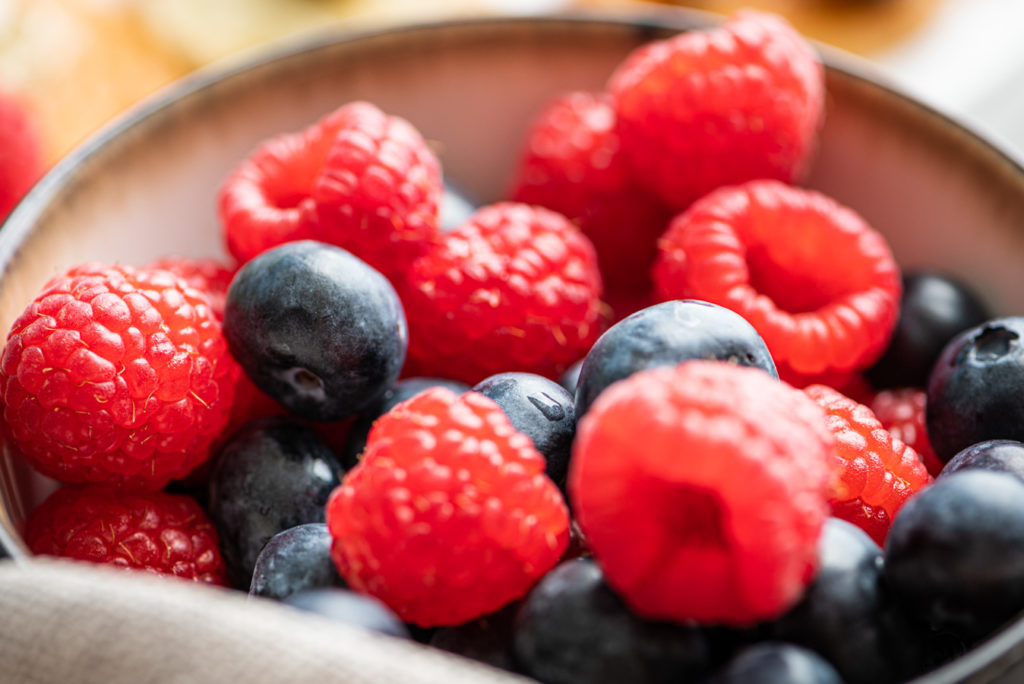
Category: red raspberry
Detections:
[
  {"x1": 609, "y1": 11, "x2": 824, "y2": 209},
  {"x1": 326, "y1": 387, "x2": 569, "y2": 626},
  {"x1": 870, "y1": 388, "x2": 943, "y2": 477},
  {"x1": 570, "y1": 361, "x2": 836, "y2": 626},
  {"x1": 313, "y1": 102, "x2": 442, "y2": 281},
  {"x1": 508, "y1": 91, "x2": 670, "y2": 294},
  {"x1": 0, "y1": 263, "x2": 240, "y2": 487},
  {"x1": 0, "y1": 91, "x2": 43, "y2": 220},
  {"x1": 804, "y1": 384, "x2": 932, "y2": 545},
  {"x1": 403, "y1": 202, "x2": 604, "y2": 385},
  {"x1": 25, "y1": 485, "x2": 227, "y2": 584},
  {"x1": 145, "y1": 256, "x2": 236, "y2": 319},
  {"x1": 654, "y1": 180, "x2": 901, "y2": 377}
]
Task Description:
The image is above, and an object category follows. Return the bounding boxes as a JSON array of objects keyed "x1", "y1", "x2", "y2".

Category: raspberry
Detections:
[
  {"x1": 218, "y1": 128, "x2": 325, "y2": 264},
  {"x1": 25, "y1": 485, "x2": 227, "y2": 584},
  {"x1": 0, "y1": 91, "x2": 43, "y2": 219},
  {"x1": 508, "y1": 91, "x2": 670, "y2": 294},
  {"x1": 312, "y1": 101, "x2": 442, "y2": 281},
  {"x1": 804, "y1": 384, "x2": 932, "y2": 545},
  {"x1": 403, "y1": 202, "x2": 604, "y2": 385},
  {"x1": 608, "y1": 11, "x2": 824, "y2": 209},
  {"x1": 145, "y1": 256, "x2": 236, "y2": 319},
  {"x1": 570, "y1": 361, "x2": 836, "y2": 626},
  {"x1": 0, "y1": 263, "x2": 239, "y2": 487},
  {"x1": 870, "y1": 388, "x2": 944, "y2": 477},
  {"x1": 654, "y1": 180, "x2": 901, "y2": 377},
  {"x1": 326, "y1": 387, "x2": 569, "y2": 627}
]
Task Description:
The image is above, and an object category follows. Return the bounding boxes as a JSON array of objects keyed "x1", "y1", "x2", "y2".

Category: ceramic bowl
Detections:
[{"x1": 3, "y1": 9, "x2": 1024, "y2": 683}]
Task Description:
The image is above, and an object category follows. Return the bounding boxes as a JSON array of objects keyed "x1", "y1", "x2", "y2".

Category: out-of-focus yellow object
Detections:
[{"x1": 582, "y1": 0, "x2": 945, "y2": 55}]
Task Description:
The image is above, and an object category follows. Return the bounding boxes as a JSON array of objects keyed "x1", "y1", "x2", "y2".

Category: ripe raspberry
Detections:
[
  {"x1": 403, "y1": 202, "x2": 604, "y2": 385},
  {"x1": 570, "y1": 361, "x2": 836, "y2": 626},
  {"x1": 804, "y1": 384, "x2": 932, "y2": 545},
  {"x1": 25, "y1": 485, "x2": 227, "y2": 584},
  {"x1": 654, "y1": 180, "x2": 901, "y2": 377},
  {"x1": 0, "y1": 91, "x2": 43, "y2": 219},
  {"x1": 870, "y1": 388, "x2": 943, "y2": 477},
  {"x1": 326, "y1": 387, "x2": 569, "y2": 626},
  {"x1": 609, "y1": 11, "x2": 824, "y2": 209},
  {"x1": 0, "y1": 263, "x2": 239, "y2": 487},
  {"x1": 508, "y1": 91, "x2": 670, "y2": 293},
  {"x1": 145, "y1": 256, "x2": 236, "y2": 319},
  {"x1": 312, "y1": 101, "x2": 442, "y2": 281}
]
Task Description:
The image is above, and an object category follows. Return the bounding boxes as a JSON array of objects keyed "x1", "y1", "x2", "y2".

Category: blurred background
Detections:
[{"x1": 0, "y1": 0, "x2": 1021, "y2": 203}]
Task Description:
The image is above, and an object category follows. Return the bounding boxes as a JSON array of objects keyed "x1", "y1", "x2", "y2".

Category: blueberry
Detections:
[
  {"x1": 340, "y1": 377, "x2": 470, "y2": 470},
  {"x1": 440, "y1": 181, "x2": 479, "y2": 231},
  {"x1": 208, "y1": 417, "x2": 343, "y2": 588},
  {"x1": 768, "y1": 518, "x2": 902, "y2": 684},
  {"x1": 283, "y1": 588, "x2": 409, "y2": 639},
  {"x1": 867, "y1": 271, "x2": 989, "y2": 390},
  {"x1": 223, "y1": 240, "x2": 407, "y2": 421},
  {"x1": 558, "y1": 359, "x2": 583, "y2": 395},
  {"x1": 429, "y1": 602, "x2": 520, "y2": 672},
  {"x1": 926, "y1": 317, "x2": 1024, "y2": 462},
  {"x1": 575, "y1": 300, "x2": 777, "y2": 416},
  {"x1": 513, "y1": 557, "x2": 712, "y2": 684},
  {"x1": 939, "y1": 439, "x2": 1024, "y2": 484},
  {"x1": 249, "y1": 523, "x2": 342, "y2": 600},
  {"x1": 705, "y1": 643, "x2": 842, "y2": 684},
  {"x1": 884, "y1": 470, "x2": 1024, "y2": 643},
  {"x1": 473, "y1": 372, "x2": 575, "y2": 490}
]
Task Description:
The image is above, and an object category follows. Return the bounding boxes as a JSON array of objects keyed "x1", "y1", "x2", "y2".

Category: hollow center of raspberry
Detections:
[
  {"x1": 661, "y1": 483, "x2": 729, "y2": 550},
  {"x1": 745, "y1": 245, "x2": 841, "y2": 313}
]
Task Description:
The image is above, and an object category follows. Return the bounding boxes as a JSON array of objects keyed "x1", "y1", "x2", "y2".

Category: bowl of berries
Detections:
[{"x1": 3, "y1": 6, "x2": 1024, "y2": 684}]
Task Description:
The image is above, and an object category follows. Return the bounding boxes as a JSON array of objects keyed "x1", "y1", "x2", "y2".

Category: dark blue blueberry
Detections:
[
  {"x1": 706, "y1": 643, "x2": 843, "y2": 684},
  {"x1": 208, "y1": 417, "x2": 343, "y2": 588},
  {"x1": 340, "y1": 377, "x2": 470, "y2": 470},
  {"x1": 575, "y1": 300, "x2": 777, "y2": 417},
  {"x1": 473, "y1": 372, "x2": 575, "y2": 490},
  {"x1": 283, "y1": 588, "x2": 409, "y2": 639},
  {"x1": 884, "y1": 470, "x2": 1024, "y2": 643},
  {"x1": 249, "y1": 523, "x2": 342, "y2": 600},
  {"x1": 558, "y1": 360, "x2": 583, "y2": 394},
  {"x1": 939, "y1": 439, "x2": 1024, "y2": 484},
  {"x1": 513, "y1": 557, "x2": 712, "y2": 684},
  {"x1": 223, "y1": 240, "x2": 407, "y2": 422},
  {"x1": 440, "y1": 181, "x2": 479, "y2": 231},
  {"x1": 429, "y1": 602, "x2": 520, "y2": 673},
  {"x1": 867, "y1": 271, "x2": 989, "y2": 390},
  {"x1": 926, "y1": 317, "x2": 1024, "y2": 462},
  {"x1": 768, "y1": 518, "x2": 902, "y2": 684}
]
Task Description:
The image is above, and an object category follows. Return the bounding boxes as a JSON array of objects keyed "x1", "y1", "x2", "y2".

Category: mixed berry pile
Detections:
[{"x1": 5, "y1": 10, "x2": 1024, "y2": 684}]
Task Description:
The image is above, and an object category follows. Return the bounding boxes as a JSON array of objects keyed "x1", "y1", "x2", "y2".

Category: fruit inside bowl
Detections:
[{"x1": 4, "y1": 8, "x2": 1024, "y2": 684}]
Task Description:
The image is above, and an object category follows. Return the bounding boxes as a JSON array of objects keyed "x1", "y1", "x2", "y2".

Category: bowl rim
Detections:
[{"x1": 3, "y1": 10, "x2": 1024, "y2": 684}]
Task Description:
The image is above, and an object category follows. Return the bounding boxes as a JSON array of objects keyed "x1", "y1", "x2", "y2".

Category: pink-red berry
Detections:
[{"x1": 0, "y1": 91, "x2": 43, "y2": 220}]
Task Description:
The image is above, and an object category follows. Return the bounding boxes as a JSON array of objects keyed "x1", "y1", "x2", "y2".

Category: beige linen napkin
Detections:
[{"x1": 0, "y1": 557, "x2": 528, "y2": 684}]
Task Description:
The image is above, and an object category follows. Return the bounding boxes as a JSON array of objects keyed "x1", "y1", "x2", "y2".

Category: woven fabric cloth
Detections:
[{"x1": 0, "y1": 557, "x2": 528, "y2": 684}]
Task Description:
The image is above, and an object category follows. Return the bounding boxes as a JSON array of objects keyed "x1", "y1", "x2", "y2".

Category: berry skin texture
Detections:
[
  {"x1": 25, "y1": 485, "x2": 227, "y2": 584},
  {"x1": 870, "y1": 388, "x2": 943, "y2": 477},
  {"x1": 940, "y1": 439, "x2": 1024, "y2": 484},
  {"x1": 326, "y1": 387, "x2": 569, "y2": 627},
  {"x1": 707, "y1": 643, "x2": 842, "y2": 684},
  {"x1": 609, "y1": 11, "x2": 824, "y2": 210},
  {"x1": 145, "y1": 256, "x2": 236, "y2": 320},
  {"x1": 508, "y1": 91, "x2": 670, "y2": 293},
  {"x1": 0, "y1": 264, "x2": 239, "y2": 487},
  {"x1": 223, "y1": 240, "x2": 407, "y2": 422},
  {"x1": 884, "y1": 470, "x2": 1024, "y2": 643},
  {"x1": 574, "y1": 299, "x2": 777, "y2": 418},
  {"x1": 0, "y1": 91, "x2": 43, "y2": 220},
  {"x1": 804, "y1": 385, "x2": 931, "y2": 546},
  {"x1": 250, "y1": 523, "x2": 343, "y2": 601},
  {"x1": 654, "y1": 180, "x2": 901, "y2": 378},
  {"x1": 312, "y1": 101, "x2": 442, "y2": 281},
  {"x1": 403, "y1": 202, "x2": 604, "y2": 385},
  {"x1": 570, "y1": 361, "x2": 836, "y2": 626},
  {"x1": 926, "y1": 317, "x2": 1024, "y2": 463}
]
